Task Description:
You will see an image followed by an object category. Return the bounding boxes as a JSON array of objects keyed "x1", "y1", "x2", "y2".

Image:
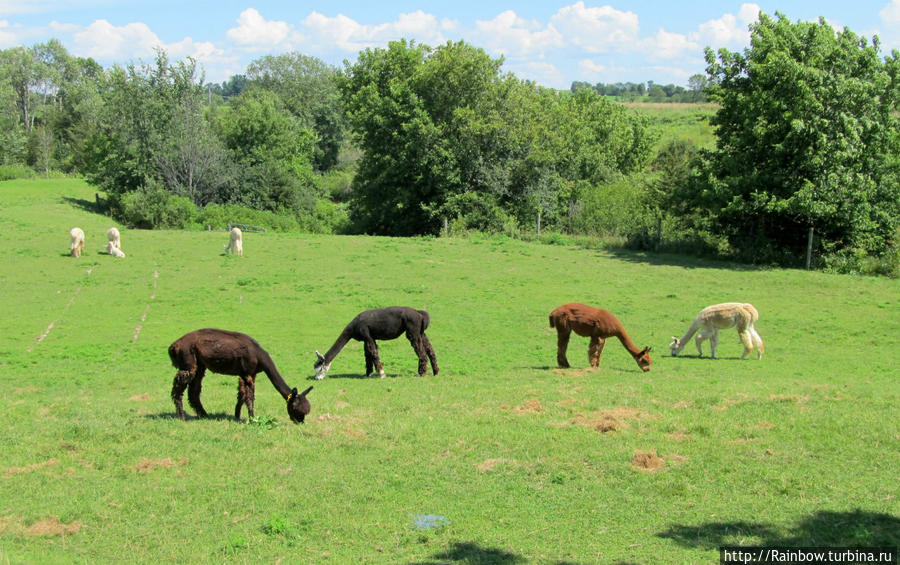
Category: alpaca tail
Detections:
[{"x1": 418, "y1": 309, "x2": 431, "y2": 332}]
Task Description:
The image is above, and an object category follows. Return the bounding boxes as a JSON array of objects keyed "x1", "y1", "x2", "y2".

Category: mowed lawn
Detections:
[{"x1": 1, "y1": 179, "x2": 897, "y2": 564}]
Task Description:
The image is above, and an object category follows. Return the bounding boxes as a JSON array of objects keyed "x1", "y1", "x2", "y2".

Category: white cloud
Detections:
[
  {"x1": 881, "y1": 0, "x2": 900, "y2": 25},
  {"x1": 226, "y1": 8, "x2": 295, "y2": 49},
  {"x1": 472, "y1": 10, "x2": 563, "y2": 57},
  {"x1": 644, "y1": 28, "x2": 698, "y2": 60},
  {"x1": 550, "y1": 2, "x2": 640, "y2": 54},
  {"x1": 299, "y1": 10, "x2": 448, "y2": 53},
  {"x1": 692, "y1": 3, "x2": 760, "y2": 48},
  {"x1": 509, "y1": 59, "x2": 565, "y2": 88},
  {"x1": 72, "y1": 19, "x2": 164, "y2": 59}
]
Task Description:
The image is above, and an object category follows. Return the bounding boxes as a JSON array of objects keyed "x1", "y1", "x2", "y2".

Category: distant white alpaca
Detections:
[
  {"x1": 69, "y1": 227, "x2": 85, "y2": 257},
  {"x1": 106, "y1": 241, "x2": 126, "y2": 258},
  {"x1": 670, "y1": 303, "x2": 764, "y2": 360},
  {"x1": 107, "y1": 227, "x2": 121, "y2": 250},
  {"x1": 224, "y1": 227, "x2": 243, "y2": 256}
]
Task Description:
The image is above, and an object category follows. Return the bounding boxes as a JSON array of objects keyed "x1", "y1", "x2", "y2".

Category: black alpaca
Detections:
[
  {"x1": 168, "y1": 328, "x2": 313, "y2": 422},
  {"x1": 314, "y1": 307, "x2": 439, "y2": 379}
]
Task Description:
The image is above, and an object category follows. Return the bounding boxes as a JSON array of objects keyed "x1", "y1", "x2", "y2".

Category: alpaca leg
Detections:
[
  {"x1": 423, "y1": 334, "x2": 439, "y2": 376},
  {"x1": 365, "y1": 339, "x2": 384, "y2": 377},
  {"x1": 187, "y1": 366, "x2": 208, "y2": 418},
  {"x1": 408, "y1": 333, "x2": 429, "y2": 376},
  {"x1": 588, "y1": 336, "x2": 606, "y2": 368},
  {"x1": 364, "y1": 347, "x2": 375, "y2": 377},
  {"x1": 709, "y1": 330, "x2": 720, "y2": 359},
  {"x1": 738, "y1": 330, "x2": 754, "y2": 360},
  {"x1": 556, "y1": 327, "x2": 572, "y2": 368},
  {"x1": 171, "y1": 370, "x2": 192, "y2": 420},
  {"x1": 235, "y1": 375, "x2": 255, "y2": 420},
  {"x1": 750, "y1": 327, "x2": 764, "y2": 359}
]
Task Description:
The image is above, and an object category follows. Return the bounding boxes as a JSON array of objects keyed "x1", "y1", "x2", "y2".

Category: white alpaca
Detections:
[
  {"x1": 224, "y1": 227, "x2": 243, "y2": 256},
  {"x1": 106, "y1": 241, "x2": 126, "y2": 258},
  {"x1": 69, "y1": 227, "x2": 85, "y2": 257},
  {"x1": 669, "y1": 303, "x2": 764, "y2": 360},
  {"x1": 107, "y1": 227, "x2": 121, "y2": 251}
]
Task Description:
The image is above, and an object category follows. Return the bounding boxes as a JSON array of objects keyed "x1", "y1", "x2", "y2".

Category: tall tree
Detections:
[
  {"x1": 699, "y1": 12, "x2": 900, "y2": 263},
  {"x1": 246, "y1": 53, "x2": 344, "y2": 170}
]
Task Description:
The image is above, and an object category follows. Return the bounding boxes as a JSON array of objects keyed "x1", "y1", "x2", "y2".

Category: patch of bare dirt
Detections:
[
  {"x1": 129, "y1": 393, "x2": 152, "y2": 402},
  {"x1": 515, "y1": 398, "x2": 543, "y2": 414},
  {"x1": 631, "y1": 450, "x2": 666, "y2": 472},
  {"x1": 26, "y1": 516, "x2": 82, "y2": 537},
  {"x1": 475, "y1": 458, "x2": 519, "y2": 473},
  {"x1": 129, "y1": 457, "x2": 188, "y2": 473},
  {"x1": 14, "y1": 386, "x2": 38, "y2": 394},
  {"x1": 571, "y1": 406, "x2": 647, "y2": 433},
  {"x1": 666, "y1": 430, "x2": 689, "y2": 441},
  {"x1": 5, "y1": 458, "x2": 59, "y2": 477},
  {"x1": 712, "y1": 393, "x2": 751, "y2": 411}
]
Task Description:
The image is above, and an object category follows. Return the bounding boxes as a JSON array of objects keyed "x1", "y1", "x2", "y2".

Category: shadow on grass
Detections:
[
  {"x1": 657, "y1": 510, "x2": 900, "y2": 549},
  {"x1": 306, "y1": 372, "x2": 404, "y2": 380},
  {"x1": 62, "y1": 195, "x2": 103, "y2": 215},
  {"x1": 604, "y1": 248, "x2": 767, "y2": 272},
  {"x1": 412, "y1": 541, "x2": 526, "y2": 565},
  {"x1": 144, "y1": 412, "x2": 238, "y2": 422}
]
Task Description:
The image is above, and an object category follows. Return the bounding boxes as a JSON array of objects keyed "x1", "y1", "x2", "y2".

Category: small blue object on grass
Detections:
[{"x1": 412, "y1": 514, "x2": 450, "y2": 530}]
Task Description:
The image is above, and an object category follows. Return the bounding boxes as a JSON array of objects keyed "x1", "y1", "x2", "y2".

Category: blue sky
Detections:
[{"x1": 3, "y1": 1, "x2": 900, "y2": 89}]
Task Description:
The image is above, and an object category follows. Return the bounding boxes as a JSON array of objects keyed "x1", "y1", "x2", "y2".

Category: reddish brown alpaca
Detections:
[
  {"x1": 549, "y1": 303, "x2": 652, "y2": 372},
  {"x1": 168, "y1": 328, "x2": 312, "y2": 422}
]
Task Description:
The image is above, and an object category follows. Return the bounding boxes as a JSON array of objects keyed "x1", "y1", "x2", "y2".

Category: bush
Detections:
[
  {"x1": 197, "y1": 203, "x2": 300, "y2": 233},
  {"x1": 0, "y1": 165, "x2": 36, "y2": 181},
  {"x1": 119, "y1": 184, "x2": 197, "y2": 229}
]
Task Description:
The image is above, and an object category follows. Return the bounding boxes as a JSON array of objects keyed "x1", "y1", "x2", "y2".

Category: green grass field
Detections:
[{"x1": 1, "y1": 179, "x2": 897, "y2": 564}]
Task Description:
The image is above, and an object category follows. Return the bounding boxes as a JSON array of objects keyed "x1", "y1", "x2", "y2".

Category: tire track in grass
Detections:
[
  {"x1": 132, "y1": 270, "x2": 159, "y2": 343},
  {"x1": 27, "y1": 266, "x2": 95, "y2": 352}
]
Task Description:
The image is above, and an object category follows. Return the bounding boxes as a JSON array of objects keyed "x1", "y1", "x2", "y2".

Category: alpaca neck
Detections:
[
  {"x1": 321, "y1": 329, "x2": 353, "y2": 364},
  {"x1": 615, "y1": 330, "x2": 643, "y2": 358},
  {"x1": 675, "y1": 320, "x2": 702, "y2": 351},
  {"x1": 259, "y1": 354, "x2": 292, "y2": 399}
]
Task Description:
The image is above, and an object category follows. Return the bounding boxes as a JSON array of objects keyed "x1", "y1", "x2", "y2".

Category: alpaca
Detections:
[
  {"x1": 314, "y1": 306, "x2": 439, "y2": 379},
  {"x1": 107, "y1": 227, "x2": 121, "y2": 251},
  {"x1": 224, "y1": 226, "x2": 243, "y2": 256},
  {"x1": 106, "y1": 241, "x2": 126, "y2": 258},
  {"x1": 549, "y1": 303, "x2": 652, "y2": 372},
  {"x1": 669, "y1": 302, "x2": 764, "y2": 360},
  {"x1": 69, "y1": 227, "x2": 85, "y2": 257},
  {"x1": 168, "y1": 328, "x2": 312, "y2": 422}
]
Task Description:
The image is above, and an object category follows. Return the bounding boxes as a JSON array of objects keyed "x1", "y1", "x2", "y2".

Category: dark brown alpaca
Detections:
[
  {"x1": 314, "y1": 306, "x2": 438, "y2": 379},
  {"x1": 549, "y1": 303, "x2": 652, "y2": 372},
  {"x1": 168, "y1": 328, "x2": 313, "y2": 422}
]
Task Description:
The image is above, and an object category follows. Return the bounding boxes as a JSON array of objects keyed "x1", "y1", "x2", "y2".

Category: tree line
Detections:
[
  {"x1": 1, "y1": 11, "x2": 899, "y2": 275},
  {"x1": 570, "y1": 76, "x2": 711, "y2": 103}
]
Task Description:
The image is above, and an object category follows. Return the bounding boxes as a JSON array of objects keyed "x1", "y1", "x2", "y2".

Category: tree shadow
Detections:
[
  {"x1": 604, "y1": 248, "x2": 767, "y2": 272},
  {"x1": 657, "y1": 510, "x2": 900, "y2": 549},
  {"x1": 61, "y1": 195, "x2": 105, "y2": 215}
]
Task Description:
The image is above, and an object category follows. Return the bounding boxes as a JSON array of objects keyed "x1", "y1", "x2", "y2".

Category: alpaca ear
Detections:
[
  {"x1": 301, "y1": 385, "x2": 313, "y2": 396},
  {"x1": 315, "y1": 350, "x2": 325, "y2": 362}
]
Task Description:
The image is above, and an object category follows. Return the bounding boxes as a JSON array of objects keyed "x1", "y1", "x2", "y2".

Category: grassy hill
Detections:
[{"x1": 1, "y1": 179, "x2": 897, "y2": 563}]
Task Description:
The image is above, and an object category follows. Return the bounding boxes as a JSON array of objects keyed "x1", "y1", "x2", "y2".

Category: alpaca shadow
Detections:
[
  {"x1": 657, "y1": 510, "x2": 900, "y2": 549},
  {"x1": 412, "y1": 542, "x2": 526, "y2": 565},
  {"x1": 144, "y1": 412, "x2": 237, "y2": 422},
  {"x1": 307, "y1": 372, "x2": 402, "y2": 380}
]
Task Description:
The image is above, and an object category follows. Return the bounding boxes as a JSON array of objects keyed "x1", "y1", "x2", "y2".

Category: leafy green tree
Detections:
[
  {"x1": 699, "y1": 12, "x2": 900, "y2": 264},
  {"x1": 246, "y1": 53, "x2": 344, "y2": 170},
  {"x1": 217, "y1": 88, "x2": 317, "y2": 214}
]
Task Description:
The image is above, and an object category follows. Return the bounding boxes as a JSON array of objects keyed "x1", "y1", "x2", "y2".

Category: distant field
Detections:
[
  {"x1": 1, "y1": 179, "x2": 897, "y2": 563},
  {"x1": 625, "y1": 102, "x2": 718, "y2": 150}
]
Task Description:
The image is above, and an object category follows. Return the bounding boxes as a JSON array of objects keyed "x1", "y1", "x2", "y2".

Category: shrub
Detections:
[
  {"x1": 119, "y1": 183, "x2": 197, "y2": 229},
  {"x1": 0, "y1": 165, "x2": 36, "y2": 181}
]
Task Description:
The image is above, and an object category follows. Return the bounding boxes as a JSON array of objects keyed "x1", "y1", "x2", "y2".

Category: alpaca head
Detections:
[
  {"x1": 313, "y1": 350, "x2": 330, "y2": 380},
  {"x1": 669, "y1": 337, "x2": 682, "y2": 356},
  {"x1": 287, "y1": 386, "x2": 313, "y2": 423},
  {"x1": 635, "y1": 346, "x2": 652, "y2": 372}
]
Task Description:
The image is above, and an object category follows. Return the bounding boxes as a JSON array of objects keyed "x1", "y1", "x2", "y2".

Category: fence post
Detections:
[{"x1": 805, "y1": 226, "x2": 814, "y2": 269}]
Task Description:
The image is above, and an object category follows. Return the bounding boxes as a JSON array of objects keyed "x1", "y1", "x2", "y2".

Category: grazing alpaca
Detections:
[
  {"x1": 69, "y1": 227, "x2": 85, "y2": 257},
  {"x1": 224, "y1": 227, "x2": 243, "y2": 256},
  {"x1": 106, "y1": 241, "x2": 126, "y2": 258},
  {"x1": 168, "y1": 328, "x2": 312, "y2": 422},
  {"x1": 107, "y1": 227, "x2": 121, "y2": 251},
  {"x1": 549, "y1": 303, "x2": 652, "y2": 372},
  {"x1": 314, "y1": 306, "x2": 439, "y2": 379},
  {"x1": 669, "y1": 302, "x2": 764, "y2": 360}
]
